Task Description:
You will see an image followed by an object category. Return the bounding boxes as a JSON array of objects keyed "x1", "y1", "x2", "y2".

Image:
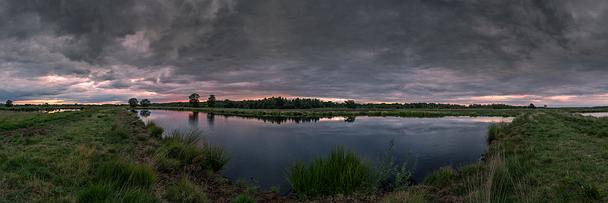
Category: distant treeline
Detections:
[{"x1": 151, "y1": 96, "x2": 529, "y2": 109}]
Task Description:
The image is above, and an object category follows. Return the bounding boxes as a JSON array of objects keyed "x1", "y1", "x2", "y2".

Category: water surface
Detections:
[
  {"x1": 137, "y1": 110, "x2": 512, "y2": 191},
  {"x1": 581, "y1": 112, "x2": 608, "y2": 118}
]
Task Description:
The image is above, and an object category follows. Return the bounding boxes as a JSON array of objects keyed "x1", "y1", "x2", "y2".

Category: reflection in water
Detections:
[
  {"x1": 207, "y1": 113, "x2": 215, "y2": 126},
  {"x1": 137, "y1": 110, "x2": 512, "y2": 192},
  {"x1": 188, "y1": 112, "x2": 199, "y2": 127},
  {"x1": 139, "y1": 110, "x2": 151, "y2": 118},
  {"x1": 581, "y1": 112, "x2": 608, "y2": 118},
  {"x1": 46, "y1": 109, "x2": 81, "y2": 114}
]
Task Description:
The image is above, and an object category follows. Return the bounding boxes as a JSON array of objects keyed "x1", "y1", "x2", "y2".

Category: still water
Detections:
[
  {"x1": 581, "y1": 112, "x2": 608, "y2": 118},
  {"x1": 137, "y1": 110, "x2": 512, "y2": 191}
]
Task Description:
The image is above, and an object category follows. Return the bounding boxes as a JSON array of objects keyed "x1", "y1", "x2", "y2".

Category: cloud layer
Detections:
[{"x1": 1, "y1": 0, "x2": 607, "y2": 106}]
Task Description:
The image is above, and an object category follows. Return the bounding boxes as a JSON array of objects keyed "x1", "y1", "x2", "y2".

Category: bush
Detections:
[
  {"x1": 203, "y1": 146, "x2": 230, "y2": 173},
  {"x1": 164, "y1": 179, "x2": 209, "y2": 203},
  {"x1": 287, "y1": 147, "x2": 375, "y2": 198},
  {"x1": 232, "y1": 194, "x2": 256, "y2": 203},
  {"x1": 146, "y1": 122, "x2": 164, "y2": 138},
  {"x1": 96, "y1": 159, "x2": 156, "y2": 189}
]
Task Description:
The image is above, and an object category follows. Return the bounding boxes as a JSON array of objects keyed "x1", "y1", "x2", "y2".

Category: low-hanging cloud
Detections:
[{"x1": 1, "y1": 0, "x2": 607, "y2": 106}]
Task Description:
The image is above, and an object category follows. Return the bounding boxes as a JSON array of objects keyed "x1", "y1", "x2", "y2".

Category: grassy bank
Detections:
[
  {"x1": 384, "y1": 112, "x2": 608, "y2": 202},
  {"x1": 0, "y1": 109, "x2": 284, "y2": 202},
  {"x1": 0, "y1": 109, "x2": 153, "y2": 202}
]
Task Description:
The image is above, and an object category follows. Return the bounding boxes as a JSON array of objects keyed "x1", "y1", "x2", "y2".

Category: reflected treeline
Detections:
[
  {"x1": 218, "y1": 115, "x2": 358, "y2": 124},
  {"x1": 139, "y1": 110, "x2": 358, "y2": 125},
  {"x1": 139, "y1": 110, "x2": 151, "y2": 117},
  {"x1": 189, "y1": 112, "x2": 200, "y2": 127},
  {"x1": 207, "y1": 113, "x2": 215, "y2": 126}
]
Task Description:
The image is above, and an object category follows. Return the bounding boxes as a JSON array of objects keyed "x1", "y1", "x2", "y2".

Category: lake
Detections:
[{"x1": 137, "y1": 110, "x2": 512, "y2": 192}]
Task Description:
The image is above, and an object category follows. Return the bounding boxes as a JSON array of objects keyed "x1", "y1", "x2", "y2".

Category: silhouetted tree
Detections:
[
  {"x1": 189, "y1": 93, "x2": 200, "y2": 107},
  {"x1": 140, "y1": 99, "x2": 151, "y2": 107},
  {"x1": 128, "y1": 98, "x2": 138, "y2": 108},
  {"x1": 5, "y1": 100, "x2": 13, "y2": 107},
  {"x1": 528, "y1": 103, "x2": 536, "y2": 108},
  {"x1": 344, "y1": 100, "x2": 357, "y2": 109},
  {"x1": 207, "y1": 95, "x2": 216, "y2": 108}
]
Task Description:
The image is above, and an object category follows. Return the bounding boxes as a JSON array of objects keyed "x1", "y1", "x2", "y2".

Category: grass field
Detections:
[{"x1": 0, "y1": 109, "x2": 151, "y2": 202}]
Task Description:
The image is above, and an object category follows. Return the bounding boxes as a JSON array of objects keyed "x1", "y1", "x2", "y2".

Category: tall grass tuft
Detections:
[
  {"x1": 164, "y1": 179, "x2": 209, "y2": 203},
  {"x1": 163, "y1": 129, "x2": 203, "y2": 145},
  {"x1": 146, "y1": 122, "x2": 164, "y2": 138},
  {"x1": 487, "y1": 123, "x2": 508, "y2": 143},
  {"x1": 423, "y1": 167, "x2": 457, "y2": 188},
  {"x1": 96, "y1": 159, "x2": 156, "y2": 190},
  {"x1": 77, "y1": 183, "x2": 115, "y2": 202},
  {"x1": 287, "y1": 147, "x2": 375, "y2": 198},
  {"x1": 203, "y1": 146, "x2": 230, "y2": 173},
  {"x1": 157, "y1": 139, "x2": 202, "y2": 166},
  {"x1": 155, "y1": 129, "x2": 229, "y2": 173}
]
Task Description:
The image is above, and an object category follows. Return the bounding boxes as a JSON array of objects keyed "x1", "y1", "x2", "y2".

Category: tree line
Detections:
[
  {"x1": 0, "y1": 96, "x2": 536, "y2": 109},
  {"x1": 147, "y1": 94, "x2": 531, "y2": 109}
]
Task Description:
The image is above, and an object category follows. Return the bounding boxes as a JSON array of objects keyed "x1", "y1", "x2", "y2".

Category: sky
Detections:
[{"x1": 1, "y1": 0, "x2": 607, "y2": 106}]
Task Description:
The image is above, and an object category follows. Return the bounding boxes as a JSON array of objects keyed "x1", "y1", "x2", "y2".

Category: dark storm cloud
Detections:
[{"x1": 0, "y1": 0, "x2": 607, "y2": 105}]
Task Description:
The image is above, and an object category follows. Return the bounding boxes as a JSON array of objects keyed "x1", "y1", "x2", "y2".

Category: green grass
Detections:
[
  {"x1": 146, "y1": 122, "x2": 164, "y2": 138},
  {"x1": 232, "y1": 194, "x2": 256, "y2": 203},
  {"x1": 382, "y1": 189, "x2": 427, "y2": 203},
  {"x1": 0, "y1": 109, "x2": 157, "y2": 202},
  {"x1": 203, "y1": 146, "x2": 230, "y2": 173},
  {"x1": 164, "y1": 179, "x2": 209, "y2": 203},
  {"x1": 155, "y1": 129, "x2": 229, "y2": 173},
  {"x1": 422, "y1": 167, "x2": 457, "y2": 188},
  {"x1": 77, "y1": 183, "x2": 158, "y2": 203},
  {"x1": 95, "y1": 159, "x2": 156, "y2": 189},
  {"x1": 287, "y1": 147, "x2": 375, "y2": 198}
]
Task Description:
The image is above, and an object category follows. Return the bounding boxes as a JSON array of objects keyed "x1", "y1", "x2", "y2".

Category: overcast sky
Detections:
[{"x1": 1, "y1": 0, "x2": 607, "y2": 106}]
